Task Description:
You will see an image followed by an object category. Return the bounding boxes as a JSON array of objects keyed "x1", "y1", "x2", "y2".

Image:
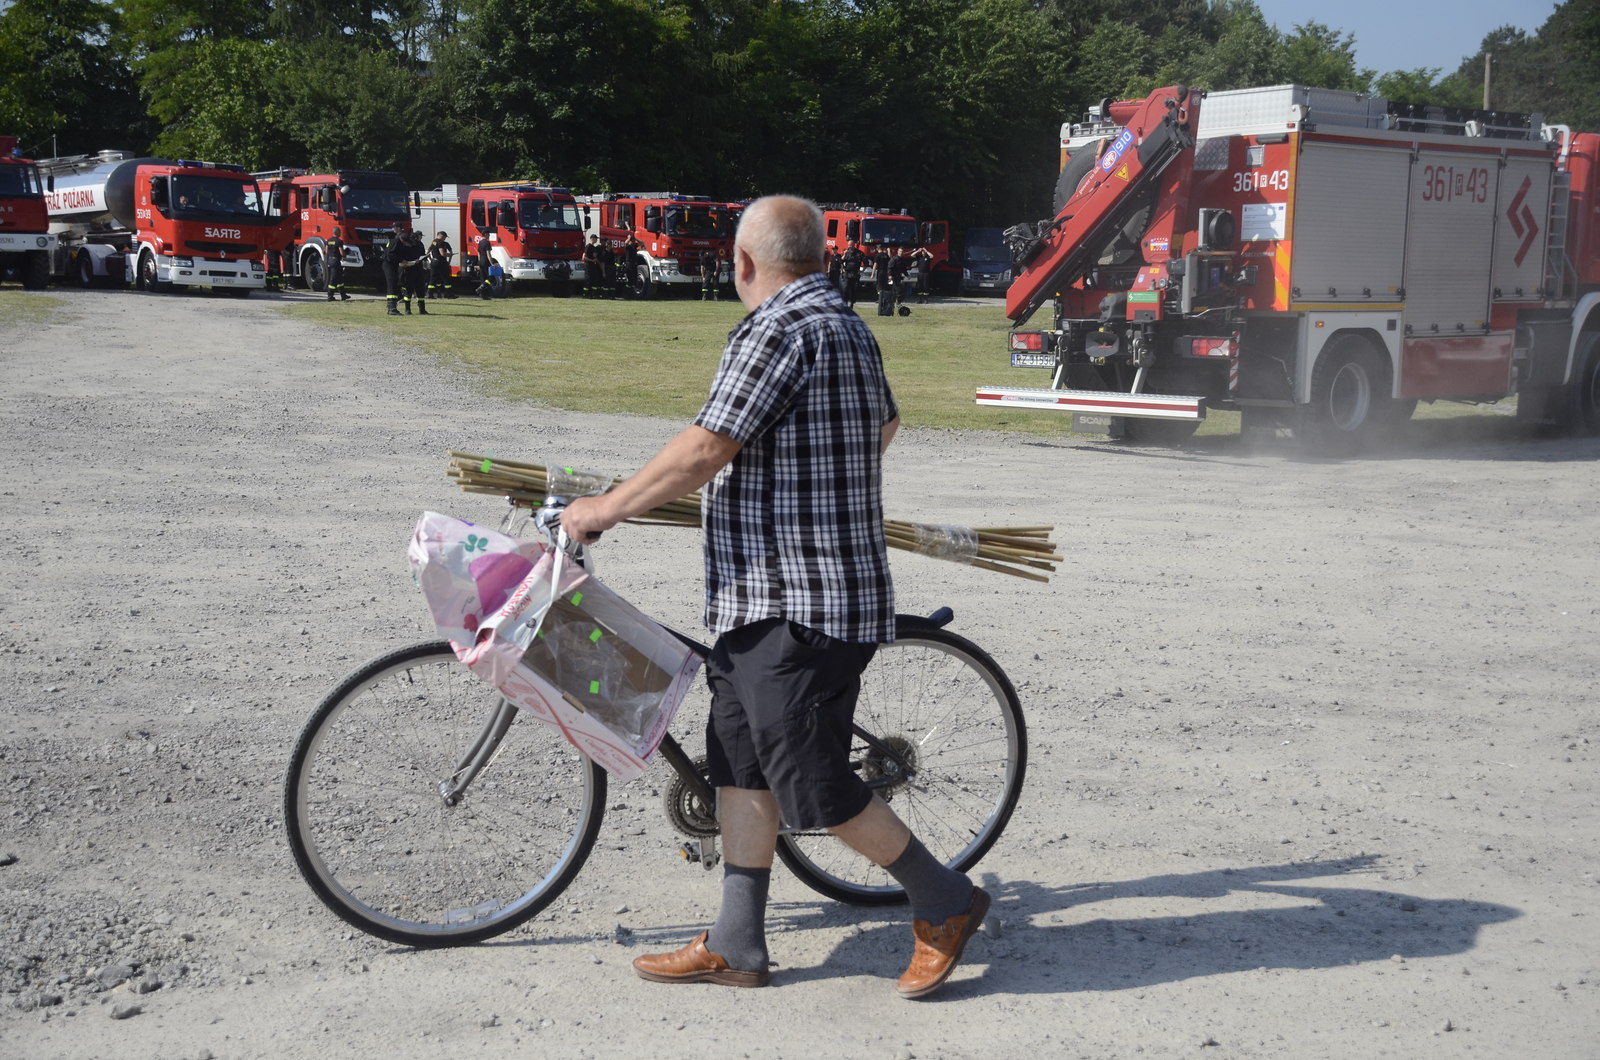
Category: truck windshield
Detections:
[
  {"x1": 171, "y1": 176, "x2": 265, "y2": 217},
  {"x1": 663, "y1": 207, "x2": 731, "y2": 239},
  {"x1": 861, "y1": 218, "x2": 918, "y2": 246},
  {"x1": 518, "y1": 200, "x2": 581, "y2": 230},
  {"x1": 966, "y1": 245, "x2": 1009, "y2": 264},
  {"x1": 0, "y1": 163, "x2": 44, "y2": 196},
  {"x1": 342, "y1": 187, "x2": 410, "y2": 219}
]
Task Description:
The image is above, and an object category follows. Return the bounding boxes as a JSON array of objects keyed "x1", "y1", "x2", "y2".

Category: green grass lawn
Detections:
[
  {"x1": 0, "y1": 284, "x2": 1511, "y2": 440},
  {"x1": 281, "y1": 292, "x2": 1122, "y2": 436}
]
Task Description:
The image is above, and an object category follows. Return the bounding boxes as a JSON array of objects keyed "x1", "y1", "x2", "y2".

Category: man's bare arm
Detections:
[
  {"x1": 559, "y1": 425, "x2": 742, "y2": 541},
  {"x1": 881, "y1": 414, "x2": 900, "y2": 453}
]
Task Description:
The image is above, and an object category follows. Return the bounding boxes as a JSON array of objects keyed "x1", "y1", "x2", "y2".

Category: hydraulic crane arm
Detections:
[{"x1": 1004, "y1": 86, "x2": 1200, "y2": 325}]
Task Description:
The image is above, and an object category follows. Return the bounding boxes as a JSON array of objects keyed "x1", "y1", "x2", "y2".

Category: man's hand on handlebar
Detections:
[{"x1": 558, "y1": 495, "x2": 614, "y2": 544}]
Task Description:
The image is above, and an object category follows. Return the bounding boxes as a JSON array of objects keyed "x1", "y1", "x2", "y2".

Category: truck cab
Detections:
[
  {"x1": 254, "y1": 168, "x2": 411, "y2": 290},
  {"x1": 0, "y1": 136, "x2": 54, "y2": 289},
  {"x1": 415, "y1": 183, "x2": 585, "y2": 293}
]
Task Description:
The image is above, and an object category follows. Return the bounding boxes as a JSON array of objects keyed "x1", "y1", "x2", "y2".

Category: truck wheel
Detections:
[
  {"x1": 73, "y1": 252, "x2": 95, "y2": 289},
  {"x1": 1302, "y1": 334, "x2": 1392, "y2": 448},
  {"x1": 24, "y1": 250, "x2": 51, "y2": 290},
  {"x1": 631, "y1": 263, "x2": 656, "y2": 300},
  {"x1": 1559, "y1": 331, "x2": 1600, "y2": 436},
  {"x1": 138, "y1": 251, "x2": 168, "y2": 293},
  {"x1": 302, "y1": 247, "x2": 326, "y2": 292}
]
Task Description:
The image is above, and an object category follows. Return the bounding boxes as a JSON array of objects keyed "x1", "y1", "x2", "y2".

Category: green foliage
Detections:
[
  {"x1": 5, "y1": 0, "x2": 1598, "y2": 236},
  {"x1": 0, "y1": 0, "x2": 150, "y2": 155},
  {"x1": 147, "y1": 39, "x2": 292, "y2": 164},
  {"x1": 1279, "y1": 22, "x2": 1372, "y2": 92}
]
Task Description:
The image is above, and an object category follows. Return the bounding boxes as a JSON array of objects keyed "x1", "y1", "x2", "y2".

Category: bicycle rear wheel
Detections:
[
  {"x1": 775, "y1": 617, "x2": 1027, "y2": 905},
  {"x1": 284, "y1": 641, "x2": 607, "y2": 946}
]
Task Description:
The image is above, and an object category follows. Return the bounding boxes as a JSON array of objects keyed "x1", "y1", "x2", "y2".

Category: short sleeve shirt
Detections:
[{"x1": 693, "y1": 272, "x2": 898, "y2": 643}]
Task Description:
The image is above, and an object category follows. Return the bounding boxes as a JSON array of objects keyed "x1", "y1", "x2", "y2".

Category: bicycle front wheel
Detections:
[
  {"x1": 284, "y1": 641, "x2": 607, "y2": 947},
  {"x1": 775, "y1": 617, "x2": 1027, "y2": 905}
]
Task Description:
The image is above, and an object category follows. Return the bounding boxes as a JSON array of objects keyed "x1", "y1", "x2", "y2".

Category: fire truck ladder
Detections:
[
  {"x1": 1544, "y1": 169, "x2": 1576, "y2": 302},
  {"x1": 976, "y1": 86, "x2": 1206, "y2": 424}
]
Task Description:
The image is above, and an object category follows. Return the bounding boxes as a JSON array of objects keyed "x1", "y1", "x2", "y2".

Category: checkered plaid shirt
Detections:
[{"x1": 693, "y1": 272, "x2": 898, "y2": 642}]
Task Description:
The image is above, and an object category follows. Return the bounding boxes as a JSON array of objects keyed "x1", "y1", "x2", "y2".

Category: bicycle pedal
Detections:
[{"x1": 678, "y1": 839, "x2": 721, "y2": 870}]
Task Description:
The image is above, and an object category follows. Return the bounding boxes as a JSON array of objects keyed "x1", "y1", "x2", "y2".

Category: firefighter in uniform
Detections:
[
  {"x1": 874, "y1": 247, "x2": 896, "y2": 316},
  {"x1": 700, "y1": 248, "x2": 719, "y2": 300},
  {"x1": 840, "y1": 241, "x2": 865, "y2": 309},
  {"x1": 889, "y1": 248, "x2": 911, "y2": 311},
  {"x1": 475, "y1": 232, "x2": 495, "y2": 299},
  {"x1": 621, "y1": 234, "x2": 643, "y2": 297},
  {"x1": 324, "y1": 235, "x2": 350, "y2": 301},
  {"x1": 401, "y1": 229, "x2": 429, "y2": 313},
  {"x1": 583, "y1": 235, "x2": 603, "y2": 297},
  {"x1": 428, "y1": 230, "x2": 454, "y2": 300},
  {"x1": 382, "y1": 223, "x2": 406, "y2": 314}
]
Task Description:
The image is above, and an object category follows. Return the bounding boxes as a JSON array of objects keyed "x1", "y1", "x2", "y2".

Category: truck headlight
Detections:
[{"x1": 173, "y1": 257, "x2": 194, "y2": 267}]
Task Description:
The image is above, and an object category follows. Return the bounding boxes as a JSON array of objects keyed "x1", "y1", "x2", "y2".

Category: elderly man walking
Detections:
[{"x1": 561, "y1": 195, "x2": 990, "y2": 999}]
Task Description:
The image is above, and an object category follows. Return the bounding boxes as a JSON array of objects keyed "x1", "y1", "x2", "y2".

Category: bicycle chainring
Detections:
[{"x1": 663, "y1": 755, "x2": 720, "y2": 838}]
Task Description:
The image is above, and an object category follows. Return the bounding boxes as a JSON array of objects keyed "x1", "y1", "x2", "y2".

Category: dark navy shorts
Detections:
[{"x1": 704, "y1": 618, "x2": 879, "y2": 830}]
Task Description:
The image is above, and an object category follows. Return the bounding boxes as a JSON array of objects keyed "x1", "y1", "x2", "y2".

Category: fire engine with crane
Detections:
[
  {"x1": 251, "y1": 168, "x2": 412, "y2": 290},
  {"x1": 575, "y1": 193, "x2": 736, "y2": 298},
  {"x1": 0, "y1": 136, "x2": 54, "y2": 289},
  {"x1": 976, "y1": 83, "x2": 1600, "y2": 445},
  {"x1": 38, "y1": 151, "x2": 270, "y2": 294},
  {"x1": 412, "y1": 182, "x2": 585, "y2": 295}
]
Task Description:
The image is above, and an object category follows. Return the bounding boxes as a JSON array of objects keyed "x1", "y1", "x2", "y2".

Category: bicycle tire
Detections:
[
  {"x1": 775, "y1": 617, "x2": 1027, "y2": 905},
  {"x1": 284, "y1": 641, "x2": 608, "y2": 947}
]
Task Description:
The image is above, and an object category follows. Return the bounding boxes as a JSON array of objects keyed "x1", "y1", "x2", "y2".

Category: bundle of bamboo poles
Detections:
[{"x1": 447, "y1": 451, "x2": 1060, "y2": 582}]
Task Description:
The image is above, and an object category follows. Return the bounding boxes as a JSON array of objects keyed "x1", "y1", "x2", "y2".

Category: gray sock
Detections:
[
  {"x1": 884, "y1": 836, "x2": 973, "y2": 924},
  {"x1": 705, "y1": 864, "x2": 770, "y2": 973}
]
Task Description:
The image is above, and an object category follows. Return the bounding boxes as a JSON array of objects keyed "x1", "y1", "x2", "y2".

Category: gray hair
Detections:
[{"x1": 734, "y1": 195, "x2": 825, "y2": 275}]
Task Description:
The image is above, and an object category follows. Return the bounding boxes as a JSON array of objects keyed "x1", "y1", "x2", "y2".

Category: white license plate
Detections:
[{"x1": 1010, "y1": 352, "x2": 1054, "y2": 368}]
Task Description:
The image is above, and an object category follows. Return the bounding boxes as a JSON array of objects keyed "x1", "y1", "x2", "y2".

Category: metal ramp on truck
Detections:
[{"x1": 974, "y1": 386, "x2": 1204, "y2": 421}]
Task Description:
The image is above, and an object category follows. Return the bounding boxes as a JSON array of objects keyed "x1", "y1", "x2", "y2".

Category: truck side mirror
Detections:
[
  {"x1": 413, "y1": 191, "x2": 421, "y2": 217},
  {"x1": 847, "y1": 220, "x2": 861, "y2": 243},
  {"x1": 150, "y1": 178, "x2": 168, "y2": 208},
  {"x1": 498, "y1": 202, "x2": 515, "y2": 227}
]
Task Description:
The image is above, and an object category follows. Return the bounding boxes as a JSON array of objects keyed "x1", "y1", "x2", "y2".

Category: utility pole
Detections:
[{"x1": 1483, "y1": 52, "x2": 1492, "y2": 110}]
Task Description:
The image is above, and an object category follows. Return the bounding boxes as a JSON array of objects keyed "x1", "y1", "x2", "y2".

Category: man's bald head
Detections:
[{"x1": 734, "y1": 195, "x2": 825, "y2": 280}]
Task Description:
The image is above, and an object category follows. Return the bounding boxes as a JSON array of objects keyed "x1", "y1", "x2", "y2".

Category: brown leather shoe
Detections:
[
  {"x1": 896, "y1": 887, "x2": 991, "y2": 999},
  {"x1": 632, "y1": 931, "x2": 770, "y2": 988}
]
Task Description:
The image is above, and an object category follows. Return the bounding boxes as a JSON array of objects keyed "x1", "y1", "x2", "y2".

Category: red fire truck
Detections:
[
  {"x1": 413, "y1": 182, "x2": 584, "y2": 294},
  {"x1": 977, "y1": 84, "x2": 1600, "y2": 445},
  {"x1": 575, "y1": 193, "x2": 736, "y2": 298},
  {"x1": 0, "y1": 136, "x2": 54, "y2": 289},
  {"x1": 823, "y1": 205, "x2": 955, "y2": 293},
  {"x1": 252, "y1": 168, "x2": 413, "y2": 290},
  {"x1": 40, "y1": 152, "x2": 269, "y2": 293}
]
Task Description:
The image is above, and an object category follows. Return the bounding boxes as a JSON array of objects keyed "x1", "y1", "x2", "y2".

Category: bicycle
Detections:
[{"x1": 283, "y1": 501, "x2": 1028, "y2": 948}]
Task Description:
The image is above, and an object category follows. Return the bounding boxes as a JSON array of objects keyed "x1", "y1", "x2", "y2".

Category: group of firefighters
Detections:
[
  {"x1": 267, "y1": 226, "x2": 930, "y2": 315},
  {"x1": 830, "y1": 242, "x2": 933, "y2": 316},
  {"x1": 580, "y1": 235, "x2": 729, "y2": 300}
]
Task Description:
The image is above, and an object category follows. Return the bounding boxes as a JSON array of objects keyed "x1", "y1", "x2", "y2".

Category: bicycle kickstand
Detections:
[{"x1": 679, "y1": 836, "x2": 721, "y2": 871}]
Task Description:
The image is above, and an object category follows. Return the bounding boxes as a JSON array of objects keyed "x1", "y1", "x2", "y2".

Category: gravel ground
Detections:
[{"x1": 2, "y1": 286, "x2": 1597, "y2": 1059}]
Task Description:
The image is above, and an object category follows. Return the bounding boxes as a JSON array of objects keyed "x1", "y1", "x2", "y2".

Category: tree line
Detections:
[{"x1": 2, "y1": 0, "x2": 1595, "y2": 234}]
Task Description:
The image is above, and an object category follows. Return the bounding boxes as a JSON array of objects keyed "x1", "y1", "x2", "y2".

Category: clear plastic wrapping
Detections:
[{"x1": 908, "y1": 522, "x2": 981, "y2": 563}]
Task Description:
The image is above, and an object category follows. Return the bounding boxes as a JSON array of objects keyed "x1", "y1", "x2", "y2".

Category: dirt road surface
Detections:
[{"x1": 3, "y1": 289, "x2": 1596, "y2": 1058}]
